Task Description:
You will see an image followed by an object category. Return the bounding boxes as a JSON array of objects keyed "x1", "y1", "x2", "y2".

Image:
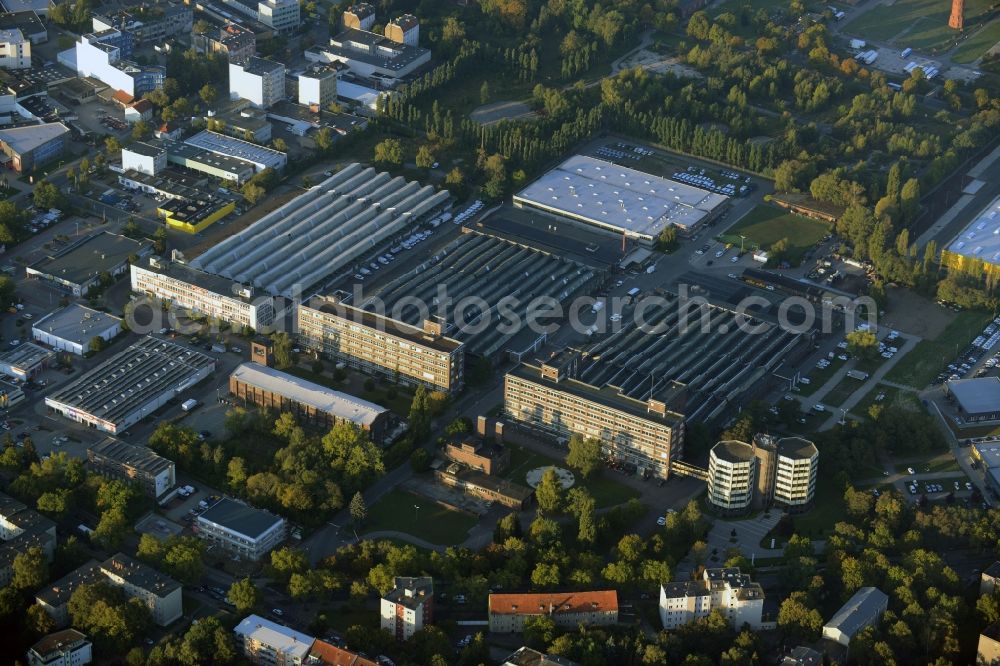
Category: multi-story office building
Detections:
[
  {"x1": 705, "y1": 434, "x2": 818, "y2": 513},
  {"x1": 659, "y1": 568, "x2": 765, "y2": 631},
  {"x1": 489, "y1": 591, "x2": 618, "y2": 633},
  {"x1": 229, "y1": 57, "x2": 285, "y2": 109},
  {"x1": 229, "y1": 362, "x2": 393, "y2": 440},
  {"x1": 26, "y1": 628, "x2": 93, "y2": 666},
  {"x1": 0, "y1": 28, "x2": 30, "y2": 68},
  {"x1": 195, "y1": 498, "x2": 286, "y2": 561},
  {"x1": 36, "y1": 555, "x2": 182, "y2": 627},
  {"x1": 194, "y1": 23, "x2": 256, "y2": 63},
  {"x1": 100, "y1": 554, "x2": 183, "y2": 626},
  {"x1": 298, "y1": 63, "x2": 337, "y2": 108},
  {"x1": 297, "y1": 297, "x2": 465, "y2": 395},
  {"x1": 380, "y1": 576, "x2": 433, "y2": 641},
  {"x1": 121, "y1": 141, "x2": 166, "y2": 176},
  {"x1": 220, "y1": 0, "x2": 299, "y2": 33},
  {"x1": 234, "y1": 614, "x2": 314, "y2": 666},
  {"x1": 131, "y1": 256, "x2": 276, "y2": 332},
  {"x1": 72, "y1": 30, "x2": 164, "y2": 97},
  {"x1": 707, "y1": 441, "x2": 755, "y2": 514},
  {"x1": 503, "y1": 352, "x2": 684, "y2": 479},
  {"x1": 87, "y1": 438, "x2": 175, "y2": 500}
]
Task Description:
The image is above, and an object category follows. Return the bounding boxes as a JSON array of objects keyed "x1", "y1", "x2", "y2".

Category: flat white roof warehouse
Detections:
[{"x1": 513, "y1": 155, "x2": 728, "y2": 242}]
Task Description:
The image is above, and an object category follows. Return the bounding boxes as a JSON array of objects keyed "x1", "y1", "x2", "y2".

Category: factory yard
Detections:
[{"x1": 717, "y1": 205, "x2": 831, "y2": 266}]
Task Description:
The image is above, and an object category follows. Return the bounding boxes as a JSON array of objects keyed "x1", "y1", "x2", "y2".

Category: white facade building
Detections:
[
  {"x1": 822, "y1": 587, "x2": 888, "y2": 647},
  {"x1": 0, "y1": 29, "x2": 30, "y2": 69},
  {"x1": 707, "y1": 440, "x2": 755, "y2": 513},
  {"x1": 229, "y1": 57, "x2": 286, "y2": 109},
  {"x1": 195, "y1": 498, "x2": 286, "y2": 561},
  {"x1": 384, "y1": 14, "x2": 419, "y2": 46},
  {"x1": 27, "y1": 629, "x2": 93, "y2": 666},
  {"x1": 380, "y1": 577, "x2": 433, "y2": 641},
  {"x1": 769, "y1": 436, "x2": 819, "y2": 509},
  {"x1": 32, "y1": 304, "x2": 122, "y2": 356},
  {"x1": 131, "y1": 256, "x2": 276, "y2": 332},
  {"x1": 121, "y1": 142, "x2": 167, "y2": 176},
  {"x1": 221, "y1": 0, "x2": 299, "y2": 32},
  {"x1": 660, "y1": 568, "x2": 765, "y2": 631},
  {"x1": 298, "y1": 65, "x2": 338, "y2": 108},
  {"x1": 234, "y1": 615, "x2": 314, "y2": 666},
  {"x1": 72, "y1": 30, "x2": 163, "y2": 97},
  {"x1": 100, "y1": 554, "x2": 183, "y2": 626}
]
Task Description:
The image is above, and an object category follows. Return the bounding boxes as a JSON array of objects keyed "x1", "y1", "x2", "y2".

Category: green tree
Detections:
[
  {"x1": 33, "y1": 180, "x2": 64, "y2": 209},
  {"x1": 845, "y1": 329, "x2": 878, "y2": 360},
  {"x1": 241, "y1": 182, "x2": 266, "y2": 205},
  {"x1": 199, "y1": 84, "x2": 218, "y2": 107},
  {"x1": 534, "y1": 467, "x2": 564, "y2": 515},
  {"x1": 373, "y1": 138, "x2": 403, "y2": 166},
  {"x1": 270, "y1": 332, "x2": 293, "y2": 369},
  {"x1": 270, "y1": 547, "x2": 308, "y2": 580},
  {"x1": 480, "y1": 80, "x2": 491, "y2": 105},
  {"x1": 227, "y1": 577, "x2": 260, "y2": 614},
  {"x1": 349, "y1": 491, "x2": 367, "y2": 524},
  {"x1": 88, "y1": 336, "x2": 107, "y2": 354},
  {"x1": 408, "y1": 384, "x2": 431, "y2": 441},
  {"x1": 416, "y1": 145, "x2": 435, "y2": 169},
  {"x1": 566, "y1": 434, "x2": 601, "y2": 479},
  {"x1": 68, "y1": 582, "x2": 151, "y2": 651},
  {"x1": 12, "y1": 546, "x2": 48, "y2": 590},
  {"x1": 315, "y1": 127, "x2": 334, "y2": 152},
  {"x1": 530, "y1": 562, "x2": 560, "y2": 589},
  {"x1": 26, "y1": 603, "x2": 57, "y2": 636}
]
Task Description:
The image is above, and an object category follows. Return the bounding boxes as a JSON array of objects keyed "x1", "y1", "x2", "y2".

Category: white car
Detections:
[
  {"x1": 610, "y1": 313, "x2": 622, "y2": 322},
  {"x1": 656, "y1": 516, "x2": 667, "y2": 526},
  {"x1": 715, "y1": 249, "x2": 726, "y2": 258},
  {"x1": 907, "y1": 467, "x2": 915, "y2": 474},
  {"x1": 730, "y1": 255, "x2": 739, "y2": 263}
]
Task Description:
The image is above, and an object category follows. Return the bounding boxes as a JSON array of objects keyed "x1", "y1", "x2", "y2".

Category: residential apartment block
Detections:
[
  {"x1": 92, "y1": 5, "x2": 193, "y2": 44},
  {"x1": 87, "y1": 438, "x2": 176, "y2": 500},
  {"x1": 194, "y1": 23, "x2": 256, "y2": 63},
  {"x1": 0, "y1": 492, "x2": 55, "y2": 588},
  {"x1": 707, "y1": 440, "x2": 755, "y2": 513},
  {"x1": 72, "y1": 30, "x2": 164, "y2": 97},
  {"x1": 380, "y1": 576, "x2": 433, "y2": 641},
  {"x1": 296, "y1": 297, "x2": 465, "y2": 394},
  {"x1": 195, "y1": 498, "x2": 286, "y2": 561},
  {"x1": 220, "y1": 0, "x2": 299, "y2": 32},
  {"x1": 229, "y1": 57, "x2": 285, "y2": 109},
  {"x1": 27, "y1": 628, "x2": 93, "y2": 666},
  {"x1": 35, "y1": 555, "x2": 182, "y2": 627},
  {"x1": 130, "y1": 256, "x2": 276, "y2": 332},
  {"x1": 659, "y1": 568, "x2": 765, "y2": 631},
  {"x1": 488, "y1": 591, "x2": 618, "y2": 633},
  {"x1": 503, "y1": 352, "x2": 683, "y2": 479},
  {"x1": 298, "y1": 63, "x2": 338, "y2": 108},
  {"x1": 234, "y1": 614, "x2": 313, "y2": 665}
]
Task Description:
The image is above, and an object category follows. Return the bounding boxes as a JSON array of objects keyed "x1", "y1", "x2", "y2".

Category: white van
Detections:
[{"x1": 627, "y1": 287, "x2": 641, "y2": 298}]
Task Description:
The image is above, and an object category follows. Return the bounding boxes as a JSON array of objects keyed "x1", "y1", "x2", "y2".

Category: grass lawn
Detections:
[
  {"x1": 884, "y1": 310, "x2": 994, "y2": 388},
  {"x1": 790, "y1": 474, "x2": 847, "y2": 540},
  {"x1": 502, "y1": 444, "x2": 639, "y2": 509},
  {"x1": 951, "y1": 21, "x2": 1000, "y2": 64},
  {"x1": 322, "y1": 607, "x2": 378, "y2": 632},
  {"x1": 718, "y1": 204, "x2": 830, "y2": 266},
  {"x1": 363, "y1": 490, "x2": 478, "y2": 545},
  {"x1": 798, "y1": 357, "x2": 847, "y2": 396},
  {"x1": 853, "y1": 383, "x2": 922, "y2": 419},
  {"x1": 822, "y1": 376, "x2": 866, "y2": 407},
  {"x1": 894, "y1": 457, "x2": 960, "y2": 474},
  {"x1": 845, "y1": 0, "x2": 995, "y2": 51}
]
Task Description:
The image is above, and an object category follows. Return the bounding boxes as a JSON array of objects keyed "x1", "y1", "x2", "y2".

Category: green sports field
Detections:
[
  {"x1": 845, "y1": 0, "x2": 996, "y2": 56},
  {"x1": 719, "y1": 204, "x2": 830, "y2": 265}
]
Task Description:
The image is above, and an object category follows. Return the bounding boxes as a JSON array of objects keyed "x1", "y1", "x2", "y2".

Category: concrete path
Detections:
[
  {"x1": 818, "y1": 334, "x2": 920, "y2": 430},
  {"x1": 676, "y1": 512, "x2": 787, "y2": 579}
]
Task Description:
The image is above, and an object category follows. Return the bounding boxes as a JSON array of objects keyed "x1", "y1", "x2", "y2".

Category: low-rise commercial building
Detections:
[
  {"x1": 45, "y1": 337, "x2": 215, "y2": 435},
  {"x1": 0, "y1": 27, "x2": 30, "y2": 69},
  {"x1": 36, "y1": 555, "x2": 182, "y2": 627},
  {"x1": 659, "y1": 568, "x2": 765, "y2": 631},
  {"x1": 166, "y1": 141, "x2": 256, "y2": 184},
  {"x1": 26, "y1": 231, "x2": 153, "y2": 297},
  {"x1": 229, "y1": 56, "x2": 285, "y2": 109},
  {"x1": 434, "y1": 462, "x2": 533, "y2": 509},
  {"x1": 0, "y1": 122, "x2": 68, "y2": 172},
  {"x1": 131, "y1": 256, "x2": 276, "y2": 332},
  {"x1": 87, "y1": 438, "x2": 175, "y2": 499},
  {"x1": 157, "y1": 196, "x2": 236, "y2": 234},
  {"x1": 979, "y1": 623, "x2": 1000, "y2": 666},
  {"x1": 779, "y1": 647, "x2": 823, "y2": 666},
  {"x1": 27, "y1": 629, "x2": 92, "y2": 666},
  {"x1": 0, "y1": 11, "x2": 46, "y2": 45},
  {"x1": 122, "y1": 141, "x2": 167, "y2": 176},
  {"x1": 195, "y1": 498, "x2": 286, "y2": 561},
  {"x1": 0, "y1": 341, "x2": 53, "y2": 380},
  {"x1": 32, "y1": 304, "x2": 122, "y2": 356},
  {"x1": 208, "y1": 108, "x2": 272, "y2": 143},
  {"x1": 444, "y1": 437, "x2": 510, "y2": 475},
  {"x1": 184, "y1": 130, "x2": 286, "y2": 172},
  {"x1": 0, "y1": 378, "x2": 24, "y2": 409},
  {"x1": 821, "y1": 586, "x2": 888, "y2": 647},
  {"x1": 305, "y1": 28, "x2": 431, "y2": 81},
  {"x1": 946, "y1": 377, "x2": 1000, "y2": 425},
  {"x1": 488, "y1": 591, "x2": 618, "y2": 633},
  {"x1": 504, "y1": 352, "x2": 684, "y2": 479},
  {"x1": 234, "y1": 614, "x2": 313, "y2": 666},
  {"x1": 230, "y1": 362, "x2": 393, "y2": 440},
  {"x1": 380, "y1": 576, "x2": 433, "y2": 641},
  {"x1": 297, "y1": 297, "x2": 465, "y2": 394}
]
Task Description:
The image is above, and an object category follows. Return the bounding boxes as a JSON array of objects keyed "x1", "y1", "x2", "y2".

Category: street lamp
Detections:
[
  {"x1": 414, "y1": 504, "x2": 420, "y2": 521},
  {"x1": 739, "y1": 235, "x2": 747, "y2": 255}
]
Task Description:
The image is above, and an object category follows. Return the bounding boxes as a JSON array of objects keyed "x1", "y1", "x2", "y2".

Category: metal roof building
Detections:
[
  {"x1": 947, "y1": 377, "x2": 1000, "y2": 423},
  {"x1": 184, "y1": 130, "x2": 286, "y2": 172},
  {"x1": 25, "y1": 231, "x2": 154, "y2": 297},
  {"x1": 0, "y1": 341, "x2": 53, "y2": 380},
  {"x1": 822, "y1": 587, "x2": 888, "y2": 646},
  {"x1": 196, "y1": 499, "x2": 286, "y2": 561},
  {"x1": 234, "y1": 614, "x2": 314, "y2": 663},
  {"x1": 45, "y1": 336, "x2": 215, "y2": 434},
  {"x1": 32, "y1": 303, "x2": 122, "y2": 356},
  {"x1": 191, "y1": 163, "x2": 450, "y2": 296},
  {"x1": 942, "y1": 196, "x2": 1000, "y2": 277},
  {"x1": 513, "y1": 155, "x2": 728, "y2": 244}
]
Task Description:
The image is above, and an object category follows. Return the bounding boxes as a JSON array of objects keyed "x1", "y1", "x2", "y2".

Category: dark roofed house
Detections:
[
  {"x1": 503, "y1": 647, "x2": 580, "y2": 666},
  {"x1": 26, "y1": 231, "x2": 153, "y2": 297},
  {"x1": 947, "y1": 377, "x2": 1000, "y2": 425},
  {"x1": 195, "y1": 498, "x2": 286, "y2": 561},
  {"x1": 27, "y1": 628, "x2": 92, "y2": 666}
]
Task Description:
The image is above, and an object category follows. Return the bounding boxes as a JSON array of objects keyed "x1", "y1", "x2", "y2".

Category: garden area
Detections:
[
  {"x1": 718, "y1": 204, "x2": 830, "y2": 266},
  {"x1": 362, "y1": 489, "x2": 479, "y2": 546},
  {"x1": 502, "y1": 443, "x2": 640, "y2": 509}
]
